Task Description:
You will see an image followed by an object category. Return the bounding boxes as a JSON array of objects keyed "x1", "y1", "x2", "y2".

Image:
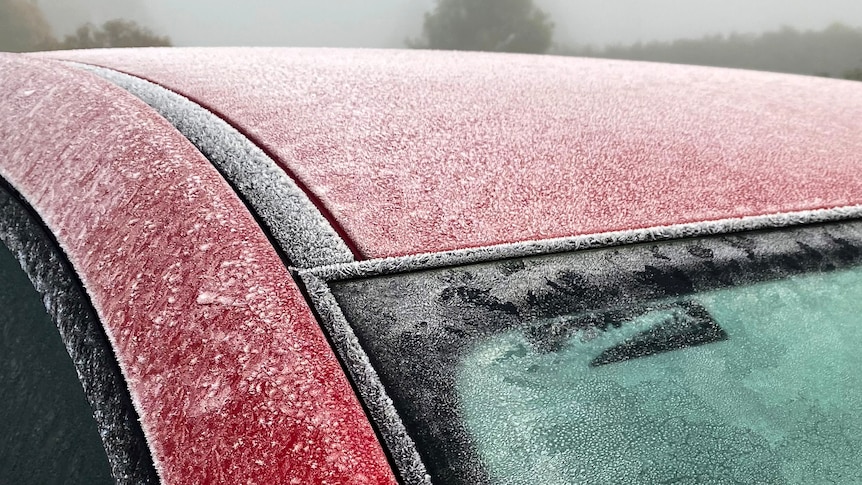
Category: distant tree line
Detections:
[
  {"x1": 1, "y1": 0, "x2": 170, "y2": 52},
  {"x1": 559, "y1": 23, "x2": 862, "y2": 81}
]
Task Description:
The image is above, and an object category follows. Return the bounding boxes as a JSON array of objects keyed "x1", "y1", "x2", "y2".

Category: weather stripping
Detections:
[
  {"x1": 305, "y1": 205, "x2": 862, "y2": 281},
  {"x1": 300, "y1": 272, "x2": 432, "y2": 485}
]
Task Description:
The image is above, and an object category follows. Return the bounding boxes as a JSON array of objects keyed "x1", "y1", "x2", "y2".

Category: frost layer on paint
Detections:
[
  {"x1": 0, "y1": 53, "x2": 396, "y2": 485},
  {"x1": 332, "y1": 220, "x2": 862, "y2": 484}
]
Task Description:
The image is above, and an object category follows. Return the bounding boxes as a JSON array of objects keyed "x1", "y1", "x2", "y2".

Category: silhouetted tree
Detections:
[
  {"x1": 845, "y1": 67, "x2": 862, "y2": 81},
  {"x1": 0, "y1": 0, "x2": 55, "y2": 52},
  {"x1": 409, "y1": 0, "x2": 554, "y2": 54},
  {"x1": 57, "y1": 19, "x2": 171, "y2": 49}
]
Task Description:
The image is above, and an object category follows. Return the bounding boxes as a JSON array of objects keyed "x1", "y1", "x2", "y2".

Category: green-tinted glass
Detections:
[{"x1": 458, "y1": 267, "x2": 862, "y2": 484}]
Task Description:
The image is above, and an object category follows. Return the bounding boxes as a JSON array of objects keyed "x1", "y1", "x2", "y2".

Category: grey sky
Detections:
[{"x1": 39, "y1": 0, "x2": 862, "y2": 48}]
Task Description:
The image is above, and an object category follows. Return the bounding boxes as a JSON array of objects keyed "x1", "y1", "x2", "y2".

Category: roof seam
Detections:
[{"x1": 65, "y1": 61, "x2": 358, "y2": 268}]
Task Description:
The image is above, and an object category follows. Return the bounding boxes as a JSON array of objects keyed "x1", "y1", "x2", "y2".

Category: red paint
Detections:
[
  {"x1": 0, "y1": 54, "x2": 396, "y2": 485},
  {"x1": 41, "y1": 48, "x2": 862, "y2": 259}
]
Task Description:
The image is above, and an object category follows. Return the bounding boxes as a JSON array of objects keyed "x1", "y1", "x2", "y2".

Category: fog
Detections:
[
  {"x1": 38, "y1": 0, "x2": 862, "y2": 48},
  {"x1": 548, "y1": 0, "x2": 862, "y2": 46}
]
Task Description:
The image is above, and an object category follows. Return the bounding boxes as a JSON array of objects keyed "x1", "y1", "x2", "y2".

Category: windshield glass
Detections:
[
  {"x1": 331, "y1": 221, "x2": 862, "y2": 484},
  {"x1": 458, "y1": 269, "x2": 862, "y2": 484}
]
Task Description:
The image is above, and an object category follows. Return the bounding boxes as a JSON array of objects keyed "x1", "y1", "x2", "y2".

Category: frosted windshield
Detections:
[
  {"x1": 458, "y1": 268, "x2": 862, "y2": 484},
  {"x1": 331, "y1": 221, "x2": 862, "y2": 484}
]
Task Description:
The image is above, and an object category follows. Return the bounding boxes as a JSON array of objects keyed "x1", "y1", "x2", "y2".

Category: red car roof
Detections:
[{"x1": 43, "y1": 48, "x2": 862, "y2": 259}]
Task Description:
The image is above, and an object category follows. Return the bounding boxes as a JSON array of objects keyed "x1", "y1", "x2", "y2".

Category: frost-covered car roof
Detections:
[
  {"x1": 37, "y1": 47, "x2": 862, "y2": 258},
  {"x1": 4, "y1": 48, "x2": 862, "y2": 485}
]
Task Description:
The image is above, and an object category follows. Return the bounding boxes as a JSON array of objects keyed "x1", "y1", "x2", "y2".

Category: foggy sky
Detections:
[{"x1": 38, "y1": 0, "x2": 862, "y2": 48}]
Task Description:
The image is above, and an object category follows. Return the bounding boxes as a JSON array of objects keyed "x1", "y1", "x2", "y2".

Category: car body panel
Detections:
[
  {"x1": 40, "y1": 47, "x2": 862, "y2": 259},
  {"x1": 0, "y1": 53, "x2": 396, "y2": 485}
]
